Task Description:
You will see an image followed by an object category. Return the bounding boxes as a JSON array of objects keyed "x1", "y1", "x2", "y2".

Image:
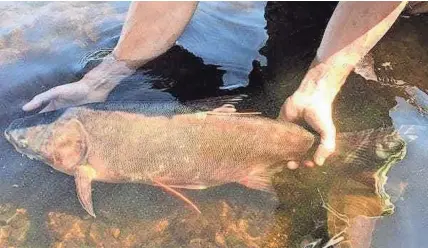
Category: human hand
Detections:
[
  {"x1": 23, "y1": 55, "x2": 135, "y2": 113},
  {"x1": 278, "y1": 62, "x2": 343, "y2": 169},
  {"x1": 22, "y1": 80, "x2": 108, "y2": 113},
  {"x1": 279, "y1": 90, "x2": 336, "y2": 169}
]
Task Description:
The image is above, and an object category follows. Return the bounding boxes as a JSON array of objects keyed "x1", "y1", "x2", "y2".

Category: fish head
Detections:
[
  {"x1": 5, "y1": 115, "x2": 53, "y2": 164},
  {"x1": 4, "y1": 109, "x2": 87, "y2": 174}
]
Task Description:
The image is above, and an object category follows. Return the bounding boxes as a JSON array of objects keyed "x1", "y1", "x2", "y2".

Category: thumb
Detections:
[
  {"x1": 22, "y1": 87, "x2": 61, "y2": 112},
  {"x1": 313, "y1": 122, "x2": 336, "y2": 166},
  {"x1": 279, "y1": 98, "x2": 300, "y2": 122}
]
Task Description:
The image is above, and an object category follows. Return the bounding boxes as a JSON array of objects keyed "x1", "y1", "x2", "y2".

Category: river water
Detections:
[{"x1": 0, "y1": 2, "x2": 427, "y2": 247}]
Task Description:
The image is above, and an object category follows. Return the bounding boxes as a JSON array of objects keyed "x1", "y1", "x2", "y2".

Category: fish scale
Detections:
[{"x1": 75, "y1": 107, "x2": 312, "y2": 187}]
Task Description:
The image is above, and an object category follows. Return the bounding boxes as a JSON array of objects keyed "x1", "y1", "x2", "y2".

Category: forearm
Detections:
[
  {"x1": 83, "y1": 2, "x2": 198, "y2": 94},
  {"x1": 297, "y1": 1, "x2": 407, "y2": 100},
  {"x1": 113, "y1": 1, "x2": 198, "y2": 65}
]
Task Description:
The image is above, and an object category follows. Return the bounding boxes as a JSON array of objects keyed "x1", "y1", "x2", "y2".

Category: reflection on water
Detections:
[
  {"x1": 176, "y1": 1, "x2": 268, "y2": 89},
  {"x1": 372, "y1": 91, "x2": 428, "y2": 248},
  {"x1": 0, "y1": 2, "x2": 427, "y2": 247}
]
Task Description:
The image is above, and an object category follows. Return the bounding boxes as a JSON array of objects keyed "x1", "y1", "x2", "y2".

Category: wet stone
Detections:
[
  {"x1": 188, "y1": 238, "x2": 218, "y2": 248},
  {"x1": 167, "y1": 201, "x2": 274, "y2": 248},
  {"x1": 0, "y1": 204, "x2": 30, "y2": 248},
  {"x1": 111, "y1": 227, "x2": 120, "y2": 239},
  {"x1": 44, "y1": 198, "x2": 278, "y2": 247},
  {"x1": 47, "y1": 212, "x2": 91, "y2": 248},
  {"x1": 88, "y1": 221, "x2": 121, "y2": 247}
]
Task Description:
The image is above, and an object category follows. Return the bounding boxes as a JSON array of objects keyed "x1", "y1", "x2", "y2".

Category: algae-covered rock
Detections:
[
  {"x1": 0, "y1": 204, "x2": 30, "y2": 247},
  {"x1": 167, "y1": 200, "x2": 275, "y2": 248},
  {"x1": 44, "y1": 198, "x2": 278, "y2": 248},
  {"x1": 88, "y1": 221, "x2": 122, "y2": 247},
  {"x1": 47, "y1": 212, "x2": 91, "y2": 248}
]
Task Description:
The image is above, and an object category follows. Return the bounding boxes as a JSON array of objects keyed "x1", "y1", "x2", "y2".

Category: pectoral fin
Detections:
[{"x1": 74, "y1": 165, "x2": 97, "y2": 217}]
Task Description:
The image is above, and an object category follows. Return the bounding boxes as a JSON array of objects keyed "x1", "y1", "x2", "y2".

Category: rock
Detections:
[
  {"x1": 47, "y1": 212, "x2": 91, "y2": 248},
  {"x1": 167, "y1": 201, "x2": 275, "y2": 247},
  {"x1": 88, "y1": 221, "x2": 121, "y2": 247},
  {"x1": 111, "y1": 227, "x2": 120, "y2": 239},
  {"x1": 0, "y1": 205, "x2": 30, "y2": 248}
]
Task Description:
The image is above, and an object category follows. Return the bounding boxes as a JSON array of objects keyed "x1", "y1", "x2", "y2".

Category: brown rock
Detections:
[
  {"x1": 0, "y1": 226, "x2": 10, "y2": 247},
  {"x1": 111, "y1": 227, "x2": 120, "y2": 239},
  {"x1": 0, "y1": 205, "x2": 30, "y2": 247},
  {"x1": 88, "y1": 221, "x2": 121, "y2": 247},
  {"x1": 47, "y1": 212, "x2": 91, "y2": 247},
  {"x1": 120, "y1": 218, "x2": 172, "y2": 247}
]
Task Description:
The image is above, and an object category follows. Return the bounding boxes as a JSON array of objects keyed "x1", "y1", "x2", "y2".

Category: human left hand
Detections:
[
  {"x1": 278, "y1": 61, "x2": 342, "y2": 169},
  {"x1": 279, "y1": 89, "x2": 336, "y2": 169}
]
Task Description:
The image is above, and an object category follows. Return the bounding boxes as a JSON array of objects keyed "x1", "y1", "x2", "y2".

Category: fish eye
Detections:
[
  {"x1": 16, "y1": 135, "x2": 28, "y2": 148},
  {"x1": 20, "y1": 141, "x2": 28, "y2": 148}
]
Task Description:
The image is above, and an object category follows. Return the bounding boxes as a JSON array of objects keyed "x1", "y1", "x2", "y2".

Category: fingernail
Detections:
[
  {"x1": 304, "y1": 160, "x2": 315, "y2": 168},
  {"x1": 287, "y1": 161, "x2": 299, "y2": 170},
  {"x1": 316, "y1": 157, "x2": 325, "y2": 166}
]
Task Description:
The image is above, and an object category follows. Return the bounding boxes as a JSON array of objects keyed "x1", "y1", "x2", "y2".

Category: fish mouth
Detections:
[
  {"x1": 4, "y1": 128, "x2": 12, "y2": 143},
  {"x1": 4, "y1": 119, "x2": 26, "y2": 147},
  {"x1": 4, "y1": 119, "x2": 23, "y2": 141},
  {"x1": 5, "y1": 132, "x2": 48, "y2": 163},
  {"x1": 4, "y1": 119, "x2": 45, "y2": 162}
]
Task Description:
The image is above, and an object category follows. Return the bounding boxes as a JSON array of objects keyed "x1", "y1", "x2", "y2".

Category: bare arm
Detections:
[
  {"x1": 299, "y1": 1, "x2": 407, "y2": 100},
  {"x1": 281, "y1": 1, "x2": 407, "y2": 168},
  {"x1": 113, "y1": 1, "x2": 198, "y2": 65},
  {"x1": 23, "y1": 2, "x2": 198, "y2": 112}
]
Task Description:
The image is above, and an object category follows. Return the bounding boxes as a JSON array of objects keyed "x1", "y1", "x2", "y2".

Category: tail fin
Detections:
[
  {"x1": 333, "y1": 127, "x2": 406, "y2": 172},
  {"x1": 327, "y1": 127, "x2": 407, "y2": 215},
  {"x1": 316, "y1": 128, "x2": 407, "y2": 246}
]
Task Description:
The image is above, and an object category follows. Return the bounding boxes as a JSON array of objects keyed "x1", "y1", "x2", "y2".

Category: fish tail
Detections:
[
  {"x1": 328, "y1": 126, "x2": 407, "y2": 215},
  {"x1": 334, "y1": 127, "x2": 406, "y2": 171}
]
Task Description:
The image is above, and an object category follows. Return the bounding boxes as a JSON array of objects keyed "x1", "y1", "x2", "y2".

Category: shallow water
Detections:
[{"x1": 0, "y1": 2, "x2": 427, "y2": 247}]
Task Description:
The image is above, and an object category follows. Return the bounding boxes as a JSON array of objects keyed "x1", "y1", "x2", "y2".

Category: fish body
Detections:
[{"x1": 4, "y1": 100, "x2": 406, "y2": 216}]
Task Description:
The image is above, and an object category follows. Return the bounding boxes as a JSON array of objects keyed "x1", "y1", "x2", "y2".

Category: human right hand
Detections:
[
  {"x1": 279, "y1": 88, "x2": 336, "y2": 169},
  {"x1": 22, "y1": 80, "x2": 109, "y2": 113},
  {"x1": 278, "y1": 59, "x2": 344, "y2": 169},
  {"x1": 23, "y1": 54, "x2": 136, "y2": 113}
]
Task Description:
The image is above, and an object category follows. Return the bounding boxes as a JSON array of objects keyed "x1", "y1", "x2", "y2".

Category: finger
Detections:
[
  {"x1": 314, "y1": 124, "x2": 336, "y2": 166},
  {"x1": 22, "y1": 97, "x2": 43, "y2": 112},
  {"x1": 287, "y1": 161, "x2": 299, "y2": 170},
  {"x1": 303, "y1": 160, "x2": 315, "y2": 168},
  {"x1": 279, "y1": 100, "x2": 299, "y2": 123},
  {"x1": 22, "y1": 87, "x2": 62, "y2": 112},
  {"x1": 39, "y1": 101, "x2": 57, "y2": 113}
]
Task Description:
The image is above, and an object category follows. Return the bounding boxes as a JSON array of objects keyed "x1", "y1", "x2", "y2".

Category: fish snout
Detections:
[
  {"x1": 4, "y1": 126, "x2": 29, "y2": 150},
  {"x1": 4, "y1": 118, "x2": 38, "y2": 152},
  {"x1": 4, "y1": 120, "x2": 50, "y2": 162}
]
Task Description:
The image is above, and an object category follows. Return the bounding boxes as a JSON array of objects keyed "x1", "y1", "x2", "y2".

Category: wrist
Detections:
[
  {"x1": 295, "y1": 57, "x2": 350, "y2": 103},
  {"x1": 83, "y1": 54, "x2": 136, "y2": 94}
]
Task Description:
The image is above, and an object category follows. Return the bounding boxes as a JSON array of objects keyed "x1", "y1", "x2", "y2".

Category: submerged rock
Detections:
[
  {"x1": 45, "y1": 199, "x2": 278, "y2": 247},
  {"x1": 0, "y1": 204, "x2": 30, "y2": 247},
  {"x1": 47, "y1": 212, "x2": 91, "y2": 248}
]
